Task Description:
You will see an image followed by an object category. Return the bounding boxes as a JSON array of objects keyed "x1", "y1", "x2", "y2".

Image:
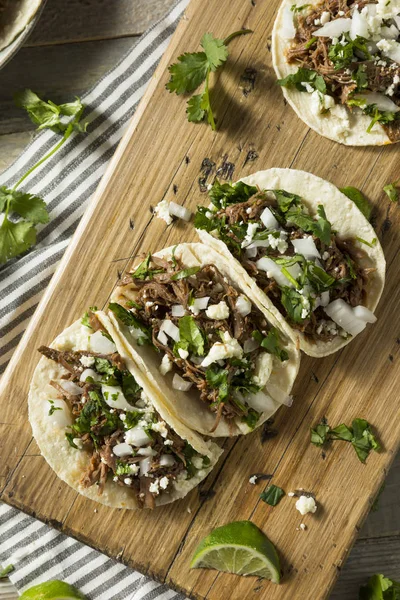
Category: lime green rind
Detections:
[
  {"x1": 190, "y1": 521, "x2": 280, "y2": 584},
  {"x1": 19, "y1": 580, "x2": 87, "y2": 600}
]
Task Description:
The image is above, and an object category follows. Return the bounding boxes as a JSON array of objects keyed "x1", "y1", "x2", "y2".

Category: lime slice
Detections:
[
  {"x1": 190, "y1": 520, "x2": 280, "y2": 583},
  {"x1": 19, "y1": 580, "x2": 87, "y2": 600}
]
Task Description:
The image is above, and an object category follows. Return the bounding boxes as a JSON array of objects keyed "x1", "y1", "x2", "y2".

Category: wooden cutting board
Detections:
[{"x1": 1, "y1": 0, "x2": 399, "y2": 598}]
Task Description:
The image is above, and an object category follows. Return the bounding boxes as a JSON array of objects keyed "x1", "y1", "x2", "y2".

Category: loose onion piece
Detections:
[
  {"x1": 324, "y1": 299, "x2": 366, "y2": 336},
  {"x1": 192, "y1": 296, "x2": 210, "y2": 311},
  {"x1": 247, "y1": 239, "x2": 271, "y2": 249},
  {"x1": 353, "y1": 305, "x2": 377, "y2": 324},
  {"x1": 243, "y1": 337, "x2": 260, "y2": 353},
  {"x1": 89, "y1": 330, "x2": 117, "y2": 354},
  {"x1": 137, "y1": 447, "x2": 157, "y2": 457},
  {"x1": 246, "y1": 246, "x2": 258, "y2": 258},
  {"x1": 256, "y1": 257, "x2": 288, "y2": 287},
  {"x1": 160, "y1": 319, "x2": 180, "y2": 342},
  {"x1": 260, "y1": 206, "x2": 279, "y2": 230},
  {"x1": 157, "y1": 329, "x2": 168, "y2": 345},
  {"x1": 172, "y1": 373, "x2": 193, "y2": 391},
  {"x1": 281, "y1": 3, "x2": 296, "y2": 38},
  {"x1": 246, "y1": 390, "x2": 276, "y2": 413},
  {"x1": 58, "y1": 380, "x2": 82, "y2": 395},
  {"x1": 291, "y1": 237, "x2": 321, "y2": 259},
  {"x1": 319, "y1": 291, "x2": 330, "y2": 307},
  {"x1": 80, "y1": 368, "x2": 102, "y2": 383},
  {"x1": 354, "y1": 92, "x2": 400, "y2": 113},
  {"x1": 101, "y1": 384, "x2": 135, "y2": 411},
  {"x1": 160, "y1": 454, "x2": 176, "y2": 467},
  {"x1": 140, "y1": 457, "x2": 152, "y2": 476},
  {"x1": 350, "y1": 9, "x2": 368, "y2": 40},
  {"x1": 113, "y1": 443, "x2": 134, "y2": 457},
  {"x1": 169, "y1": 202, "x2": 192, "y2": 222},
  {"x1": 125, "y1": 425, "x2": 151, "y2": 447},
  {"x1": 172, "y1": 304, "x2": 185, "y2": 317},
  {"x1": 314, "y1": 17, "x2": 352, "y2": 37}
]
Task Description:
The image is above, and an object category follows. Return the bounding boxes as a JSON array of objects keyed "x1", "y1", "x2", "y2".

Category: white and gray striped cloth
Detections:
[{"x1": 0, "y1": 1, "x2": 189, "y2": 597}]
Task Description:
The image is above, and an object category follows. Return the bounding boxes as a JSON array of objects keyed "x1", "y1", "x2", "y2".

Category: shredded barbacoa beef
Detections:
[
  {"x1": 39, "y1": 346, "x2": 196, "y2": 509},
  {"x1": 212, "y1": 191, "x2": 372, "y2": 343},
  {"x1": 286, "y1": 0, "x2": 400, "y2": 141},
  {"x1": 117, "y1": 259, "x2": 284, "y2": 432}
]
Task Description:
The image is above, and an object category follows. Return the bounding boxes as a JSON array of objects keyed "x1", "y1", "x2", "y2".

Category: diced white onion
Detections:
[
  {"x1": 260, "y1": 206, "x2": 279, "y2": 230},
  {"x1": 172, "y1": 373, "x2": 193, "y2": 391},
  {"x1": 350, "y1": 9, "x2": 369, "y2": 40},
  {"x1": 281, "y1": 3, "x2": 296, "y2": 39},
  {"x1": 160, "y1": 319, "x2": 180, "y2": 342},
  {"x1": 324, "y1": 299, "x2": 366, "y2": 336},
  {"x1": 243, "y1": 337, "x2": 260, "y2": 353},
  {"x1": 245, "y1": 390, "x2": 276, "y2": 413},
  {"x1": 139, "y1": 457, "x2": 152, "y2": 476},
  {"x1": 80, "y1": 368, "x2": 101, "y2": 383},
  {"x1": 137, "y1": 447, "x2": 157, "y2": 457},
  {"x1": 157, "y1": 330, "x2": 168, "y2": 345},
  {"x1": 319, "y1": 291, "x2": 330, "y2": 307},
  {"x1": 128, "y1": 326, "x2": 146, "y2": 341},
  {"x1": 256, "y1": 257, "x2": 288, "y2": 287},
  {"x1": 381, "y1": 24, "x2": 399, "y2": 39},
  {"x1": 380, "y1": 40, "x2": 400, "y2": 63},
  {"x1": 172, "y1": 304, "x2": 185, "y2": 317},
  {"x1": 102, "y1": 384, "x2": 135, "y2": 411},
  {"x1": 168, "y1": 201, "x2": 192, "y2": 222},
  {"x1": 125, "y1": 426, "x2": 152, "y2": 447},
  {"x1": 89, "y1": 330, "x2": 117, "y2": 354},
  {"x1": 266, "y1": 383, "x2": 293, "y2": 406},
  {"x1": 314, "y1": 17, "x2": 352, "y2": 37},
  {"x1": 291, "y1": 237, "x2": 321, "y2": 259},
  {"x1": 246, "y1": 245, "x2": 258, "y2": 258},
  {"x1": 353, "y1": 92, "x2": 400, "y2": 113},
  {"x1": 113, "y1": 443, "x2": 134, "y2": 457},
  {"x1": 160, "y1": 454, "x2": 176, "y2": 467},
  {"x1": 247, "y1": 239, "x2": 270, "y2": 249},
  {"x1": 192, "y1": 297, "x2": 210, "y2": 311},
  {"x1": 190, "y1": 355, "x2": 203, "y2": 365},
  {"x1": 58, "y1": 380, "x2": 82, "y2": 396},
  {"x1": 235, "y1": 295, "x2": 252, "y2": 317},
  {"x1": 45, "y1": 399, "x2": 72, "y2": 427},
  {"x1": 285, "y1": 262, "x2": 302, "y2": 283},
  {"x1": 353, "y1": 305, "x2": 377, "y2": 324}
]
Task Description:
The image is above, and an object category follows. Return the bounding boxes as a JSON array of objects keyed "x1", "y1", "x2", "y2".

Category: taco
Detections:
[
  {"x1": 0, "y1": 0, "x2": 42, "y2": 52},
  {"x1": 195, "y1": 169, "x2": 385, "y2": 357},
  {"x1": 29, "y1": 314, "x2": 222, "y2": 509},
  {"x1": 272, "y1": 0, "x2": 400, "y2": 145},
  {"x1": 108, "y1": 243, "x2": 300, "y2": 437}
]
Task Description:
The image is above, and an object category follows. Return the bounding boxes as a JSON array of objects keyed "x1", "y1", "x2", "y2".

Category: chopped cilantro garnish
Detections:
[
  {"x1": 48, "y1": 399, "x2": 62, "y2": 416},
  {"x1": 174, "y1": 315, "x2": 205, "y2": 357},
  {"x1": 340, "y1": 186, "x2": 372, "y2": 220},
  {"x1": 0, "y1": 564, "x2": 14, "y2": 579},
  {"x1": 310, "y1": 417, "x2": 380, "y2": 463},
  {"x1": 260, "y1": 484, "x2": 285, "y2": 506},
  {"x1": 277, "y1": 67, "x2": 326, "y2": 93},
  {"x1": 383, "y1": 180, "x2": 399, "y2": 203},
  {"x1": 359, "y1": 573, "x2": 400, "y2": 599},
  {"x1": 328, "y1": 35, "x2": 370, "y2": 70},
  {"x1": 170, "y1": 266, "x2": 200, "y2": 280},
  {"x1": 253, "y1": 328, "x2": 289, "y2": 362}
]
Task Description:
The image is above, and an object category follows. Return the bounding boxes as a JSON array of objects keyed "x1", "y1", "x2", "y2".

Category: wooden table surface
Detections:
[{"x1": 0, "y1": 1, "x2": 398, "y2": 598}]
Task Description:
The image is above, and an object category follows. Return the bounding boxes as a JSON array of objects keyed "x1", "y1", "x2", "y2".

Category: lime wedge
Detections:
[
  {"x1": 19, "y1": 580, "x2": 87, "y2": 599},
  {"x1": 190, "y1": 520, "x2": 280, "y2": 583}
]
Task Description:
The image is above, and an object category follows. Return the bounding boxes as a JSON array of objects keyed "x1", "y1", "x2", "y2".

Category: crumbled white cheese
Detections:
[
  {"x1": 159, "y1": 476, "x2": 169, "y2": 490},
  {"x1": 192, "y1": 456, "x2": 204, "y2": 470},
  {"x1": 322, "y1": 251, "x2": 330, "y2": 261},
  {"x1": 295, "y1": 495, "x2": 317, "y2": 515},
  {"x1": 73, "y1": 437, "x2": 84, "y2": 450},
  {"x1": 178, "y1": 348, "x2": 189, "y2": 360},
  {"x1": 320, "y1": 10, "x2": 330, "y2": 25},
  {"x1": 268, "y1": 232, "x2": 288, "y2": 254},
  {"x1": 164, "y1": 439, "x2": 174, "y2": 446},
  {"x1": 80, "y1": 355, "x2": 95, "y2": 367},
  {"x1": 124, "y1": 477, "x2": 133, "y2": 486},
  {"x1": 151, "y1": 421, "x2": 168, "y2": 438},
  {"x1": 129, "y1": 464, "x2": 140, "y2": 475},
  {"x1": 300, "y1": 523, "x2": 307, "y2": 531},
  {"x1": 153, "y1": 199, "x2": 173, "y2": 225},
  {"x1": 206, "y1": 301, "x2": 230, "y2": 320},
  {"x1": 201, "y1": 331, "x2": 243, "y2": 367},
  {"x1": 252, "y1": 352, "x2": 274, "y2": 388},
  {"x1": 149, "y1": 480, "x2": 160, "y2": 494},
  {"x1": 249, "y1": 475, "x2": 258, "y2": 485},
  {"x1": 120, "y1": 413, "x2": 126, "y2": 422},
  {"x1": 160, "y1": 354, "x2": 173, "y2": 376},
  {"x1": 288, "y1": 491, "x2": 295, "y2": 497},
  {"x1": 241, "y1": 223, "x2": 259, "y2": 248},
  {"x1": 113, "y1": 476, "x2": 118, "y2": 482}
]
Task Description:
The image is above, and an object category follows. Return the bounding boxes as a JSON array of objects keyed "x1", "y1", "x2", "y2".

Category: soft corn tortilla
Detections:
[
  {"x1": 197, "y1": 168, "x2": 386, "y2": 357},
  {"x1": 0, "y1": 0, "x2": 42, "y2": 51},
  {"x1": 272, "y1": 0, "x2": 392, "y2": 146},
  {"x1": 110, "y1": 242, "x2": 300, "y2": 438},
  {"x1": 29, "y1": 318, "x2": 222, "y2": 510}
]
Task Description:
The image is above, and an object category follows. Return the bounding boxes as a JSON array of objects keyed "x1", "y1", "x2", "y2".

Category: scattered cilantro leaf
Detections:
[
  {"x1": 206, "y1": 366, "x2": 229, "y2": 401},
  {"x1": 359, "y1": 573, "x2": 400, "y2": 600},
  {"x1": 108, "y1": 302, "x2": 152, "y2": 343},
  {"x1": 310, "y1": 417, "x2": 380, "y2": 463},
  {"x1": 48, "y1": 399, "x2": 62, "y2": 416},
  {"x1": 170, "y1": 266, "x2": 200, "y2": 280},
  {"x1": 0, "y1": 564, "x2": 14, "y2": 579},
  {"x1": 340, "y1": 186, "x2": 372, "y2": 220},
  {"x1": 253, "y1": 328, "x2": 289, "y2": 362},
  {"x1": 166, "y1": 29, "x2": 251, "y2": 129},
  {"x1": 81, "y1": 306, "x2": 98, "y2": 329},
  {"x1": 329, "y1": 35, "x2": 370, "y2": 70},
  {"x1": 14, "y1": 89, "x2": 87, "y2": 134},
  {"x1": 260, "y1": 485, "x2": 285, "y2": 506},
  {"x1": 0, "y1": 219, "x2": 37, "y2": 264},
  {"x1": 175, "y1": 315, "x2": 205, "y2": 356},
  {"x1": 310, "y1": 422, "x2": 330, "y2": 446},
  {"x1": 383, "y1": 181, "x2": 399, "y2": 203},
  {"x1": 278, "y1": 67, "x2": 326, "y2": 93}
]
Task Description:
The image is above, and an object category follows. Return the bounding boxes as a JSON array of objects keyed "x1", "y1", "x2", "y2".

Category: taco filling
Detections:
[
  {"x1": 109, "y1": 255, "x2": 290, "y2": 433},
  {"x1": 278, "y1": 0, "x2": 400, "y2": 141},
  {"x1": 195, "y1": 180, "x2": 377, "y2": 344},
  {"x1": 38, "y1": 322, "x2": 210, "y2": 509}
]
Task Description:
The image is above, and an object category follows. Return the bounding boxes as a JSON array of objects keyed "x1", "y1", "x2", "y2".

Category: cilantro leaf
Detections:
[
  {"x1": 0, "y1": 188, "x2": 49, "y2": 225},
  {"x1": 260, "y1": 485, "x2": 285, "y2": 506},
  {"x1": 208, "y1": 179, "x2": 258, "y2": 209},
  {"x1": 108, "y1": 302, "x2": 152, "y2": 343},
  {"x1": 340, "y1": 186, "x2": 372, "y2": 220},
  {"x1": 310, "y1": 422, "x2": 330, "y2": 446},
  {"x1": 0, "y1": 219, "x2": 36, "y2": 264},
  {"x1": 285, "y1": 204, "x2": 331, "y2": 245},
  {"x1": 187, "y1": 93, "x2": 206, "y2": 123},
  {"x1": 201, "y1": 33, "x2": 228, "y2": 70},
  {"x1": 328, "y1": 35, "x2": 370, "y2": 70},
  {"x1": 170, "y1": 266, "x2": 200, "y2": 280},
  {"x1": 253, "y1": 328, "x2": 289, "y2": 362},
  {"x1": 278, "y1": 67, "x2": 326, "y2": 93},
  {"x1": 166, "y1": 52, "x2": 209, "y2": 95},
  {"x1": 176, "y1": 315, "x2": 205, "y2": 356},
  {"x1": 383, "y1": 181, "x2": 399, "y2": 203},
  {"x1": 206, "y1": 366, "x2": 229, "y2": 401},
  {"x1": 281, "y1": 287, "x2": 305, "y2": 323},
  {"x1": 359, "y1": 574, "x2": 400, "y2": 600},
  {"x1": 310, "y1": 417, "x2": 380, "y2": 463},
  {"x1": 14, "y1": 89, "x2": 87, "y2": 133}
]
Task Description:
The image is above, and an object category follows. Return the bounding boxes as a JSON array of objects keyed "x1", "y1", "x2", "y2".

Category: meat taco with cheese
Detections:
[
  {"x1": 195, "y1": 169, "x2": 385, "y2": 357},
  {"x1": 272, "y1": 0, "x2": 400, "y2": 145},
  {"x1": 29, "y1": 313, "x2": 222, "y2": 509},
  {"x1": 108, "y1": 243, "x2": 300, "y2": 437}
]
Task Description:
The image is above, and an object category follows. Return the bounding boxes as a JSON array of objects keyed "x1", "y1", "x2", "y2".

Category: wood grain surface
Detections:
[{"x1": 0, "y1": 0, "x2": 399, "y2": 598}]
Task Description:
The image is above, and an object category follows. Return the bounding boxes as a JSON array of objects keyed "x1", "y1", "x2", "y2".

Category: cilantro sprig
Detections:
[
  {"x1": 260, "y1": 484, "x2": 285, "y2": 507},
  {"x1": 0, "y1": 90, "x2": 87, "y2": 265},
  {"x1": 359, "y1": 573, "x2": 400, "y2": 599},
  {"x1": 383, "y1": 180, "x2": 399, "y2": 203},
  {"x1": 166, "y1": 30, "x2": 251, "y2": 130},
  {"x1": 311, "y1": 417, "x2": 380, "y2": 463}
]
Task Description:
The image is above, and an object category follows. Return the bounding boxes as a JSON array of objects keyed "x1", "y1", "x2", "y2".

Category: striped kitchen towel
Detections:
[{"x1": 0, "y1": 0, "x2": 189, "y2": 598}]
